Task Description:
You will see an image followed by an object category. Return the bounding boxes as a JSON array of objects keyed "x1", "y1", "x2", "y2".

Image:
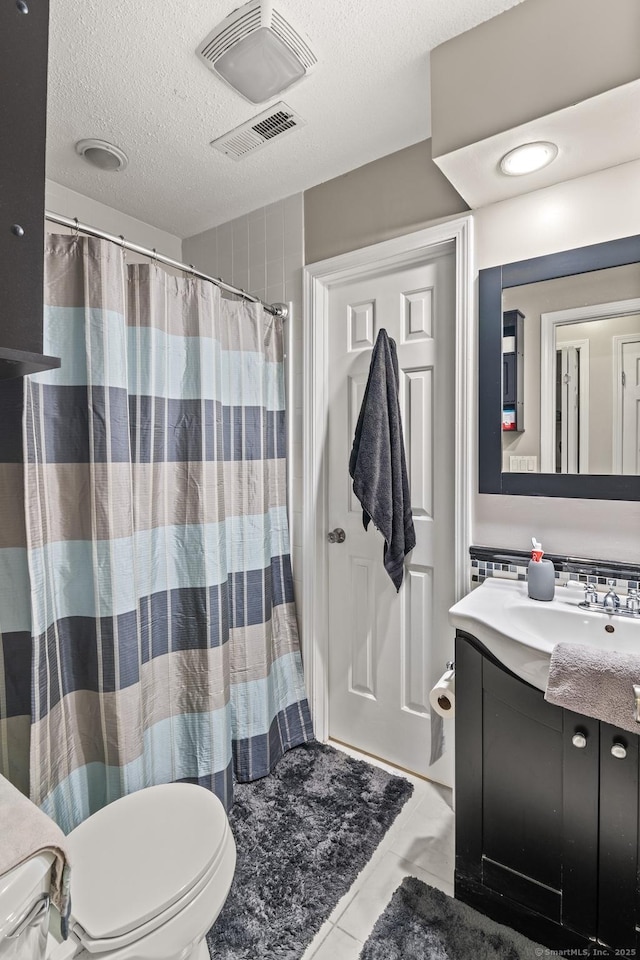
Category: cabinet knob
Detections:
[
  {"x1": 571, "y1": 732, "x2": 587, "y2": 749},
  {"x1": 16, "y1": 0, "x2": 29, "y2": 12},
  {"x1": 10, "y1": 224, "x2": 25, "y2": 238},
  {"x1": 611, "y1": 741, "x2": 627, "y2": 760}
]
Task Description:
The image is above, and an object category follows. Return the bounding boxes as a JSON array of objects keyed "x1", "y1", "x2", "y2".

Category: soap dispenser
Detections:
[{"x1": 528, "y1": 538, "x2": 555, "y2": 601}]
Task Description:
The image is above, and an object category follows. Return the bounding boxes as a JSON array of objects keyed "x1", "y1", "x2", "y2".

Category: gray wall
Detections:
[
  {"x1": 303, "y1": 139, "x2": 468, "y2": 264},
  {"x1": 430, "y1": 0, "x2": 640, "y2": 157}
]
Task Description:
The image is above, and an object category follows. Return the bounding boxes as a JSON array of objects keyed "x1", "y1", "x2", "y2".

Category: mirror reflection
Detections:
[{"x1": 501, "y1": 263, "x2": 640, "y2": 475}]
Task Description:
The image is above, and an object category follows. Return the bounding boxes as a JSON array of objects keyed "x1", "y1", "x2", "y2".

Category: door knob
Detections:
[
  {"x1": 572, "y1": 732, "x2": 587, "y2": 749},
  {"x1": 327, "y1": 528, "x2": 346, "y2": 543}
]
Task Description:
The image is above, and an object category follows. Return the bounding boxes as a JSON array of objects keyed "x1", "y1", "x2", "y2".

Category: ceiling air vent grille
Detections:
[
  {"x1": 253, "y1": 109, "x2": 297, "y2": 139},
  {"x1": 211, "y1": 102, "x2": 305, "y2": 160}
]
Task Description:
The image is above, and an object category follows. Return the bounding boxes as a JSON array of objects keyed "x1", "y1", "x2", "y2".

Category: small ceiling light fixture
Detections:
[
  {"x1": 500, "y1": 141, "x2": 558, "y2": 176},
  {"x1": 197, "y1": 0, "x2": 317, "y2": 104},
  {"x1": 75, "y1": 139, "x2": 129, "y2": 172}
]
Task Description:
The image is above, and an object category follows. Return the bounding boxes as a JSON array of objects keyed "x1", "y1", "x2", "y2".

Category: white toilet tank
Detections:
[{"x1": 0, "y1": 852, "x2": 55, "y2": 960}]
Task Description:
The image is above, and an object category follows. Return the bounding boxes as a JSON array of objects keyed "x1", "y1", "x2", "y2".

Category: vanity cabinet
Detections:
[
  {"x1": 0, "y1": 0, "x2": 59, "y2": 377},
  {"x1": 455, "y1": 630, "x2": 640, "y2": 954}
]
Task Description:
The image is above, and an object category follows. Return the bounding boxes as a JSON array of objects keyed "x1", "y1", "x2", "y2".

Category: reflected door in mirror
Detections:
[{"x1": 501, "y1": 265, "x2": 640, "y2": 477}]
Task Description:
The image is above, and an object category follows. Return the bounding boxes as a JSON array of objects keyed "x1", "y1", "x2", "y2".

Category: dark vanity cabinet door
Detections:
[
  {"x1": 560, "y1": 709, "x2": 599, "y2": 939},
  {"x1": 598, "y1": 724, "x2": 639, "y2": 951},
  {"x1": 455, "y1": 631, "x2": 640, "y2": 953},
  {"x1": 455, "y1": 634, "x2": 590, "y2": 950},
  {"x1": 481, "y1": 657, "x2": 565, "y2": 922},
  {"x1": 0, "y1": 0, "x2": 58, "y2": 376}
]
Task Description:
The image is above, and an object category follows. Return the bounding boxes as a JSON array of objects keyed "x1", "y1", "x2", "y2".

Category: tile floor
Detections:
[{"x1": 301, "y1": 742, "x2": 455, "y2": 960}]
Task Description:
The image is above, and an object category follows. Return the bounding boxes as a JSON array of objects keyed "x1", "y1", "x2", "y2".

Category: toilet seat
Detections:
[{"x1": 64, "y1": 784, "x2": 232, "y2": 954}]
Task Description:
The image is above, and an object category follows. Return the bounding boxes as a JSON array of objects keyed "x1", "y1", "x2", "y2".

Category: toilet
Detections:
[
  {"x1": 0, "y1": 783, "x2": 236, "y2": 960},
  {"x1": 0, "y1": 852, "x2": 54, "y2": 960}
]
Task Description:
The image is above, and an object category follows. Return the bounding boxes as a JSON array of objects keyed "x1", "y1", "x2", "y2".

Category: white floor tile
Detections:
[
  {"x1": 308, "y1": 924, "x2": 364, "y2": 960},
  {"x1": 386, "y1": 787, "x2": 455, "y2": 884},
  {"x1": 301, "y1": 917, "x2": 335, "y2": 960},
  {"x1": 327, "y1": 886, "x2": 360, "y2": 925},
  {"x1": 335, "y1": 850, "x2": 453, "y2": 943}
]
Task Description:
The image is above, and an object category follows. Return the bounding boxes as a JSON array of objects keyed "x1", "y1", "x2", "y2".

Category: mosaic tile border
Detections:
[{"x1": 470, "y1": 546, "x2": 640, "y2": 595}]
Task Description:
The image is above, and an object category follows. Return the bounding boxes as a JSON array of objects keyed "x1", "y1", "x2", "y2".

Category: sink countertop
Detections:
[{"x1": 449, "y1": 578, "x2": 640, "y2": 692}]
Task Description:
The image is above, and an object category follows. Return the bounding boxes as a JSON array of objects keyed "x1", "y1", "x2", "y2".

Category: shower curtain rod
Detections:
[{"x1": 45, "y1": 211, "x2": 288, "y2": 319}]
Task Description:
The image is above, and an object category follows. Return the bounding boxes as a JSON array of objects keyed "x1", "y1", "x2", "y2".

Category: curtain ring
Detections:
[
  {"x1": 151, "y1": 248, "x2": 158, "y2": 264},
  {"x1": 119, "y1": 235, "x2": 127, "y2": 261},
  {"x1": 73, "y1": 217, "x2": 80, "y2": 240}
]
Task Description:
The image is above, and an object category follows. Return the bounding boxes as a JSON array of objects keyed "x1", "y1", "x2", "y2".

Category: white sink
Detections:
[{"x1": 449, "y1": 578, "x2": 640, "y2": 692}]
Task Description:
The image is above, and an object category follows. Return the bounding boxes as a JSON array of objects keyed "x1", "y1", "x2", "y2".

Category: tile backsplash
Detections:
[{"x1": 470, "y1": 546, "x2": 640, "y2": 595}]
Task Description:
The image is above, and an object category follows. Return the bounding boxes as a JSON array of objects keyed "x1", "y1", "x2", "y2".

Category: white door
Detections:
[
  {"x1": 556, "y1": 342, "x2": 589, "y2": 473},
  {"x1": 621, "y1": 338, "x2": 640, "y2": 474},
  {"x1": 326, "y1": 242, "x2": 456, "y2": 785}
]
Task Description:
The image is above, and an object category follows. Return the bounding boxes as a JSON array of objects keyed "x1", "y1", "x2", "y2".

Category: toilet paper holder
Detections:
[{"x1": 433, "y1": 661, "x2": 455, "y2": 713}]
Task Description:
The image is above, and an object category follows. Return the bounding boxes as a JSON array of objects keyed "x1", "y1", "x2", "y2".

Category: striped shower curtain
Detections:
[{"x1": 1, "y1": 234, "x2": 312, "y2": 832}]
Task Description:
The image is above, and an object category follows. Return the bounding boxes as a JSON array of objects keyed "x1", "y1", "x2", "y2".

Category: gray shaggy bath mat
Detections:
[
  {"x1": 359, "y1": 876, "x2": 546, "y2": 959},
  {"x1": 207, "y1": 741, "x2": 413, "y2": 960}
]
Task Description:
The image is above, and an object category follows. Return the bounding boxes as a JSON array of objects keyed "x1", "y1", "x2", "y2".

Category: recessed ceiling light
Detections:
[
  {"x1": 500, "y1": 141, "x2": 558, "y2": 176},
  {"x1": 75, "y1": 139, "x2": 129, "y2": 172}
]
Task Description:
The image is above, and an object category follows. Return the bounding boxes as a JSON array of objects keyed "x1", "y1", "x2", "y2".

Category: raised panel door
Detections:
[{"x1": 327, "y1": 244, "x2": 456, "y2": 782}]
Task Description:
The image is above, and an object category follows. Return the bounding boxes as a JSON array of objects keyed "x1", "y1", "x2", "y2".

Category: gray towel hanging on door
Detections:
[{"x1": 349, "y1": 328, "x2": 416, "y2": 590}]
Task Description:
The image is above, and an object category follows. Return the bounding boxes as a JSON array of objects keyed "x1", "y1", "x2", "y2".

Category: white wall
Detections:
[
  {"x1": 45, "y1": 180, "x2": 182, "y2": 259},
  {"x1": 474, "y1": 158, "x2": 640, "y2": 563}
]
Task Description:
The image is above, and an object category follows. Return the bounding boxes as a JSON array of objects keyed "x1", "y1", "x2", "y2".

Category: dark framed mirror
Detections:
[{"x1": 479, "y1": 233, "x2": 640, "y2": 499}]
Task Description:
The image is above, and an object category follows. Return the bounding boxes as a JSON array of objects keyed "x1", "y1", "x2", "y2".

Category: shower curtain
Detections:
[{"x1": 1, "y1": 234, "x2": 312, "y2": 831}]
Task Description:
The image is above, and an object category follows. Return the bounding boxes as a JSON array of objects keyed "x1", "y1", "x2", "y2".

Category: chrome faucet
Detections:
[
  {"x1": 627, "y1": 589, "x2": 640, "y2": 614},
  {"x1": 602, "y1": 579, "x2": 620, "y2": 611},
  {"x1": 583, "y1": 583, "x2": 599, "y2": 605},
  {"x1": 579, "y1": 580, "x2": 639, "y2": 619}
]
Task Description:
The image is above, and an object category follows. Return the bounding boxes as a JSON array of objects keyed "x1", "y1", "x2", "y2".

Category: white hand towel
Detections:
[
  {"x1": 0, "y1": 774, "x2": 70, "y2": 928},
  {"x1": 545, "y1": 642, "x2": 640, "y2": 733}
]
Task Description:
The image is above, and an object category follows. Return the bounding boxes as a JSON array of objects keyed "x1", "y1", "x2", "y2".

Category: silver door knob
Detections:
[
  {"x1": 327, "y1": 528, "x2": 346, "y2": 543},
  {"x1": 611, "y1": 741, "x2": 627, "y2": 759},
  {"x1": 572, "y1": 733, "x2": 587, "y2": 749}
]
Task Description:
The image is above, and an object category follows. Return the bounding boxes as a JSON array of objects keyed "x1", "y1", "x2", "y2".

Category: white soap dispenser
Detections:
[{"x1": 527, "y1": 538, "x2": 555, "y2": 601}]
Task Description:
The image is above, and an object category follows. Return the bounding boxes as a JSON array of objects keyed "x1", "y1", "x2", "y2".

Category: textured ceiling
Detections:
[{"x1": 46, "y1": 0, "x2": 524, "y2": 238}]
